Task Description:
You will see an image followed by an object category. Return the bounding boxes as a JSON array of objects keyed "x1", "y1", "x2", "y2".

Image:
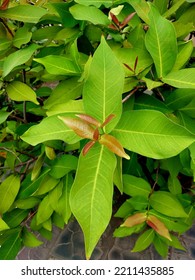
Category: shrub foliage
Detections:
[{"x1": 0, "y1": 0, "x2": 195, "y2": 259}]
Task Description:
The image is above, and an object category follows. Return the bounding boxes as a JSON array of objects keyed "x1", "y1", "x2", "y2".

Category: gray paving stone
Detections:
[{"x1": 17, "y1": 218, "x2": 195, "y2": 260}]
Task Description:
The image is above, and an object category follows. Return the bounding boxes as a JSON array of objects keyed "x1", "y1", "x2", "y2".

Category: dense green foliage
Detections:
[{"x1": 0, "y1": 0, "x2": 195, "y2": 259}]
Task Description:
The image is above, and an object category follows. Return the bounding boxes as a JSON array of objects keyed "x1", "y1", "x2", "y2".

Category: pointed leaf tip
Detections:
[
  {"x1": 58, "y1": 116, "x2": 95, "y2": 140},
  {"x1": 99, "y1": 134, "x2": 130, "y2": 160},
  {"x1": 147, "y1": 215, "x2": 172, "y2": 241}
]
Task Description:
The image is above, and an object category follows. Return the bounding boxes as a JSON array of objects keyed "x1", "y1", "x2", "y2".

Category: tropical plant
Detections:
[{"x1": 0, "y1": 0, "x2": 195, "y2": 260}]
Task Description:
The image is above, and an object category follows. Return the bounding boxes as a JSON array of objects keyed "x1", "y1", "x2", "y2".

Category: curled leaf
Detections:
[
  {"x1": 99, "y1": 134, "x2": 130, "y2": 160},
  {"x1": 147, "y1": 215, "x2": 172, "y2": 241},
  {"x1": 122, "y1": 212, "x2": 147, "y2": 227},
  {"x1": 58, "y1": 116, "x2": 95, "y2": 140},
  {"x1": 76, "y1": 114, "x2": 101, "y2": 127},
  {"x1": 83, "y1": 141, "x2": 96, "y2": 156}
]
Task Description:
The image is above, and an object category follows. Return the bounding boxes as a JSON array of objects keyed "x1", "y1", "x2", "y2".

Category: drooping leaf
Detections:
[
  {"x1": 58, "y1": 116, "x2": 95, "y2": 140},
  {"x1": 49, "y1": 154, "x2": 78, "y2": 179},
  {"x1": 36, "y1": 195, "x2": 54, "y2": 225},
  {"x1": 34, "y1": 174, "x2": 59, "y2": 196},
  {"x1": 114, "y1": 223, "x2": 146, "y2": 238},
  {"x1": 145, "y1": 4, "x2": 177, "y2": 78},
  {"x1": 122, "y1": 212, "x2": 147, "y2": 227},
  {"x1": 83, "y1": 36, "x2": 124, "y2": 133},
  {"x1": 0, "y1": 109, "x2": 12, "y2": 124},
  {"x1": 99, "y1": 134, "x2": 130, "y2": 159},
  {"x1": 0, "y1": 5, "x2": 47, "y2": 23},
  {"x1": 147, "y1": 215, "x2": 172, "y2": 241},
  {"x1": 112, "y1": 110, "x2": 195, "y2": 159},
  {"x1": 3, "y1": 44, "x2": 39, "y2": 77},
  {"x1": 0, "y1": 175, "x2": 20, "y2": 214},
  {"x1": 3, "y1": 209, "x2": 29, "y2": 228},
  {"x1": 153, "y1": 235, "x2": 169, "y2": 258},
  {"x1": 0, "y1": 218, "x2": 9, "y2": 231},
  {"x1": 34, "y1": 55, "x2": 81, "y2": 76},
  {"x1": 128, "y1": 0, "x2": 150, "y2": 23},
  {"x1": 168, "y1": 175, "x2": 182, "y2": 195},
  {"x1": 22, "y1": 227, "x2": 43, "y2": 247},
  {"x1": 14, "y1": 197, "x2": 40, "y2": 209},
  {"x1": 70, "y1": 143, "x2": 116, "y2": 259},
  {"x1": 70, "y1": 4, "x2": 110, "y2": 25},
  {"x1": 131, "y1": 228, "x2": 155, "y2": 252},
  {"x1": 56, "y1": 174, "x2": 73, "y2": 224},
  {"x1": 6, "y1": 81, "x2": 39, "y2": 105},
  {"x1": 149, "y1": 191, "x2": 188, "y2": 218},
  {"x1": 123, "y1": 174, "x2": 151, "y2": 198},
  {"x1": 0, "y1": 228, "x2": 22, "y2": 260},
  {"x1": 162, "y1": 68, "x2": 195, "y2": 89},
  {"x1": 21, "y1": 114, "x2": 81, "y2": 146}
]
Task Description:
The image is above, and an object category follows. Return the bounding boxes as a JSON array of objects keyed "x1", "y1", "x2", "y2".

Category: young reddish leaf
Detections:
[
  {"x1": 110, "y1": 12, "x2": 120, "y2": 26},
  {"x1": 147, "y1": 215, "x2": 172, "y2": 241},
  {"x1": 101, "y1": 114, "x2": 115, "y2": 128},
  {"x1": 58, "y1": 116, "x2": 95, "y2": 140},
  {"x1": 124, "y1": 63, "x2": 134, "y2": 73},
  {"x1": 108, "y1": 24, "x2": 118, "y2": 30},
  {"x1": 0, "y1": 0, "x2": 10, "y2": 10},
  {"x1": 83, "y1": 141, "x2": 96, "y2": 156},
  {"x1": 120, "y1": 12, "x2": 136, "y2": 28},
  {"x1": 99, "y1": 134, "x2": 130, "y2": 160},
  {"x1": 122, "y1": 212, "x2": 147, "y2": 227},
  {"x1": 134, "y1": 56, "x2": 139, "y2": 71},
  {"x1": 75, "y1": 114, "x2": 101, "y2": 127},
  {"x1": 93, "y1": 128, "x2": 100, "y2": 141}
]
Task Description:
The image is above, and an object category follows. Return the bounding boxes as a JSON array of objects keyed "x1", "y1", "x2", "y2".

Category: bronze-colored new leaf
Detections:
[
  {"x1": 147, "y1": 215, "x2": 172, "y2": 241},
  {"x1": 101, "y1": 114, "x2": 115, "y2": 128},
  {"x1": 76, "y1": 114, "x2": 101, "y2": 127},
  {"x1": 99, "y1": 134, "x2": 130, "y2": 160},
  {"x1": 122, "y1": 212, "x2": 147, "y2": 227},
  {"x1": 58, "y1": 116, "x2": 95, "y2": 140},
  {"x1": 83, "y1": 141, "x2": 96, "y2": 156}
]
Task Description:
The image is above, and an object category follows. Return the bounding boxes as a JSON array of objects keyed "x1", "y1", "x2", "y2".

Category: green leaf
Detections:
[
  {"x1": 112, "y1": 110, "x2": 195, "y2": 159},
  {"x1": 0, "y1": 175, "x2": 20, "y2": 214},
  {"x1": 70, "y1": 4, "x2": 110, "y2": 25},
  {"x1": 48, "y1": 180, "x2": 63, "y2": 211},
  {"x1": 145, "y1": 4, "x2": 177, "y2": 78},
  {"x1": 49, "y1": 154, "x2": 78, "y2": 179},
  {"x1": 123, "y1": 174, "x2": 151, "y2": 198},
  {"x1": 34, "y1": 55, "x2": 81, "y2": 76},
  {"x1": 21, "y1": 114, "x2": 81, "y2": 146},
  {"x1": 31, "y1": 152, "x2": 45, "y2": 181},
  {"x1": 3, "y1": 44, "x2": 39, "y2": 77},
  {"x1": 74, "y1": 0, "x2": 112, "y2": 8},
  {"x1": 13, "y1": 26, "x2": 32, "y2": 48},
  {"x1": 128, "y1": 0, "x2": 150, "y2": 23},
  {"x1": 168, "y1": 175, "x2": 182, "y2": 195},
  {"x1": 0, "y1": 38, "x2": 12, "y2": 51},
  {"x1": 153, "y1": 235, "x2": 168, "y2": 258},
  {"x1": 0, "y1": 5, "x2": 47, "y2": 23},
  {"x1": 0, "y1": 109, "x2": 12, "y2": 124},
  {"x1": 34, "y1": 175, "x2": 59, "y2": 196},
  {"x1": 22, "y1": 227, "x2": 43, "y2": 247},
  {"x1": 113, "y1": 156, "x2": 123, "y2": 193},
  {"x1": 0, "y1": 228, "x2": 22, "y2": 260},
  {"x1": 162, "y1": 69, "x2": 195, "y2": 89},
  {"x1": 56, "y1": 174, "x2": 73, "y2": 224},
  {"x1": 131, "y1": 229, "x2": 155, "y2": 252},
  {"x1": 70, "y1": 143, "x2": 116, "y2": 259},
  {"x1": 14, "y1": 197, "x2": 40, "y2": 209},
  {"x1": 52, "y1": 2, "x2": 77, "y2": 28},
  {"x1": 114, "y1": 200, "x2": 134, "y2": 218},
  {"x1": 3, "y1": 209, "x2": 29, "y2": 228},
  {"x1": 36, "y1": 195, "x2": 53, "y2": 225},
  {"x1": 114, "y1": 223, "x2": 145, "y2": 238},
  {"x1": 165, "y1": 88, "x2": 195, "y2": 111},
  {"x1": 128, "y1": 196, "x2": 148, "y2": 210},
  {"x1": 0, "y1": 218, "x2": 9, "y2": 231},
  {"x1": 149, "y1": 191, "x2": 188, "y2": 217},
  {"x1": 172, "y1": 40, "x2": 193, "y2": 71},
  {"x1": 44, "y1": 78, "x2": 83, "y2": 110},
  {"x1": 180, "y1": 98, "x2": 195, "y2": 118},
  {"x1": 6, "y1": 81, "x2": 39, "y2": 105},
  {"x1": 83, "y1": 36, "x2": 124, "y2": 133},
  {"x1": 47, "y1": 100, "x2": 85, "y2": 117}
]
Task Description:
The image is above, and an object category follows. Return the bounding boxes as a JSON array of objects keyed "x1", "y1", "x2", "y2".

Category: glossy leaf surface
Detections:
[
  {"x1": 112, "y1": 110, "x2": 195, "y2": 159},
  {"x1": 70, "y1": 144, "x2": 116, "y2": 259},
  {"x1": 83, "y1": 36, "x2": 124, "y2": 133}
]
